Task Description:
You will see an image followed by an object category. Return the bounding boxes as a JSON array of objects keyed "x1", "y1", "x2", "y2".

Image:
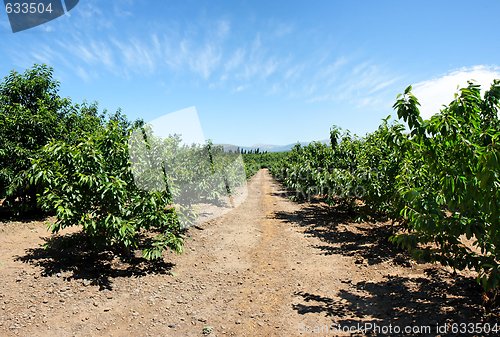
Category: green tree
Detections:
[
  {"x1": 0, "y1": 65, "x2": 107, "y2": 213},
  {"x1": 0, "y1": 65, "x2": 73, "y2": 210},
  {"x1": 391, "y1": 82, "x2": 500, "y2": 291},
  {"x1": 30, "y1": 120, "x2": 184, "y2": 259}
]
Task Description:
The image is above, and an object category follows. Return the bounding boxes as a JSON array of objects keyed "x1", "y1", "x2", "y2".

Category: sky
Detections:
[{"x1": 0, "y1": 0, "x2": 499, "y2": 146}]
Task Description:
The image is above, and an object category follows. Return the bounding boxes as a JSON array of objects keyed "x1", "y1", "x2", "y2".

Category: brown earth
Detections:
[{"x1": 0, "y1": 169, "x2": 496, "y2": 337}]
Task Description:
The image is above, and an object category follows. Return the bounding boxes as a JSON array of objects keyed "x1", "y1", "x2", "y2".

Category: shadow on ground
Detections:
[
  {"x1": 275, "y1": 203, "x2": 403, "y2": 265},
  {"x1": 276, "y1": 201, "x2": 497, "y2": 334},
  {"x1": 0, "y1": 208, "x2": 50, "y2": 223},
  {"x1": 16, "y1": 232, "x2": 174, "y2": 290},
  {"x1": 293, "y1": 269, "x2": 491, "y2": 336}
]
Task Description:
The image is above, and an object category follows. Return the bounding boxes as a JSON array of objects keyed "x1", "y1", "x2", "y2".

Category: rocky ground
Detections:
[{"x1": 0, "y1": 169, "x2": 496, "y2": 336}]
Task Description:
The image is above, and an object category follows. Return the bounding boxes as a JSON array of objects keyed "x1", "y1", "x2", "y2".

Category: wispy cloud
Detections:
[
  {"x1": 73, "y1": 0, "x2": 112, "y2": 29},
  {"x1": 301, "y1": 57, "x2": 401, "y2": 109},
  {"x1": 225, "y1": 48, "x2": 245, "y2": 71},
  {"x1": 413, "y1": 65, "x2": 500, "y2": 119},
  {"x1": 271, "y1": 22, "x2": 294, "y2": 38},
  {"x1": 110, "y1": 37, "x2": 159, "y2": 74},
  {"x1": 189, "y1": 42, "x2": 222, "y2": 79},
  {"x1": 75, "y1": 65, "x2": 91, "y2": 82},
  {"x1": 1, "y1": 11, "x2": 403, "y2": 109},
  {"x1": 113, "y1": 0, "x2": 134, "y2": 18},
  {"x1": 214, "y1": 20, "x2": 231, "y2": 39}
]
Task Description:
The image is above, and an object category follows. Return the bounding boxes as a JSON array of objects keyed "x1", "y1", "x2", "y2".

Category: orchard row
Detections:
[{"x1": 263, "y1": 82, "x2": 499, "y2": 292}]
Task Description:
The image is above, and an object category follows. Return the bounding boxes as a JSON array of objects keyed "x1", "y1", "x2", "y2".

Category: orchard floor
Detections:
[{"x1": 0, "y1": 169, "x2": 495, "y2": 337}]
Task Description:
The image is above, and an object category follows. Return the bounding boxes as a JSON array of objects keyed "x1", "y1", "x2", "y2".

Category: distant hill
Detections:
[{"x1": 219, "y1": 140, "x2": 329, "y2": 153}]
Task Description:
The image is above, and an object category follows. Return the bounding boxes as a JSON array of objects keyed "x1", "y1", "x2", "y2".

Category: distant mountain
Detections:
[{"x1": 219, "y1": 139, "x2": 329, "y2": 153}]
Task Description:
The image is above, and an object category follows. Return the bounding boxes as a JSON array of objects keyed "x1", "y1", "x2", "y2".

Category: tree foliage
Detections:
[
  {"x1": 391, "y1": 82, "x2": 500, "y2": 291},
  {"x1": 272, "y1": 120, "x2": 404, "y2": 214},
  {"x1": 0, "y1": 65, "x2": 71, "y2": 209},
  {"x1": 30, "y1": 120, "x2": 185, "y2": 259},
  {"x1": 242, "y1": 152, "x2": 288, "y2": 178},
  {"x1": 273, "y1": 81, "x2": 500, "y2": 292}
]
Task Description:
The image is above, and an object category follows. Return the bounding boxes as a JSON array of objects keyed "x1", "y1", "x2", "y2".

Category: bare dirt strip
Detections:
[{"x1": 0, "y1": 169, "x2": 493, "y2": 337}]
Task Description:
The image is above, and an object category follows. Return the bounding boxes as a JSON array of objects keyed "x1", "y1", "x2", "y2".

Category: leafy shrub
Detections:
[
  {"x1": 272, "y1": 81, "x2": 499, "y2": 293},
  {"x1": 391, "y1": 82, "x2": 500, "y2": 291},
  {"x1": 273, "y1": 122, "x2": 404, "y2": 212},
  {"x1": 243, "y1": 152, "x2": 288, "y2": 178},
  {"x1": 0, "y1": 65, "x2": 105, "y2": 213},
  {"x1": 0, "y1": 65, "x2": 72, "y2": 210},
  {"x1": 30, "y1": 120, "x2": 184, "y2": 260}
]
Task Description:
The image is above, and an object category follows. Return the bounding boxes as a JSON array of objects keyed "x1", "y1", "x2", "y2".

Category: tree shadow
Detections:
[
  {"x1": 275, "y1": 192, "x2": 498, "y2": 329},
  {"x1": 275, "y1": 203, "x2": 404, "y2": 266},
  {"x1": 0, "y1": 206, "x2": 51, "y2": 223},
  {"x1": 293, "y1": 268, "x2": 493, "y2": 336},
  {"x1": 15, "y1": 231, "x2": 175, "y2": 290},
  {"x1": 270, "y1": 190, "x2": 337, "y2": 205}
]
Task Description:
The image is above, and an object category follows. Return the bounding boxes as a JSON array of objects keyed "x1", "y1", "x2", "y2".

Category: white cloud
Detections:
[
  {"x1": 73, "y1": 43, "x2": 98, "y2": 64},
  {"x1": 272, "y1": 22, "x2": 293, "y2": 38},
  {"x1": 3, "y1": 12, "x2": 407, "y2": 108},
  {"x1": 225, "y1": 48, "x2": 245, "y2": 71},
  {"x1": 113, "y1": 1, "x2": 133, "y2": 18},
  {"x1": 75, "y1": 65, "x2": 91, "y2": 82},
  {"x1": 42, "y1": 25, "x2": 54, "y2": 32},
  {"x1": 189, "y1": 42, "x2": 222, "y2": 79},
  {"x1": 215, "y1": 20, "x2": 230, "y2": 39},
  {"x1": 304, "y1": 59, "x2": 400, "y2": 108},
  {"x1": 367, "y1": 77, "x2": 399, "y2": 95},
  {"x1": 233, "y1": 84, "x2": 248, "y2": 93},
  {"x1": 110, "y1": 37, "x2": 158, "y2": 74},
  {"x1": 283, "y1": 64, "x2": 304, "y2": 81},
  {"x1": 413, "y1": 65, "x2": 500, "y2": 119},
  {"x1": 30, "y1": 46, "x2": 56, "y2": 65}
]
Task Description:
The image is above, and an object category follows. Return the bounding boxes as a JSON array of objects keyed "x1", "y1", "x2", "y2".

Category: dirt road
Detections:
[{"x1": 0, "y1": 169, "x2": 490, "y2": 336}]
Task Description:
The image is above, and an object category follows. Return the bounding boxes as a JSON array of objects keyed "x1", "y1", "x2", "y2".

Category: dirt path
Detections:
[{"x1": 0, "y1": 169, "x2": 491, "y2": 337}]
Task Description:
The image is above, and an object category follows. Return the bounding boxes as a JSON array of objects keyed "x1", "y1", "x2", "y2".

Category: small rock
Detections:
[
  {"x1": 202, "y1": 325, "x2": 213, "y2": 335},
  {"x1": 235, "y1": 320, "x2": 241, "y2": 324},
  {"x1": 354, "y1": 257, "x2": 364, "y2": 265},
  {"x1": 56, "y1": 273, "x2": 62, "y2": 278}
]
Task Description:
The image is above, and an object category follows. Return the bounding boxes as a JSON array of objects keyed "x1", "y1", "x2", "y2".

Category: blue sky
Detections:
[{"x1": 1, "y1": 0, "x2": 499, "y2": 146}]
